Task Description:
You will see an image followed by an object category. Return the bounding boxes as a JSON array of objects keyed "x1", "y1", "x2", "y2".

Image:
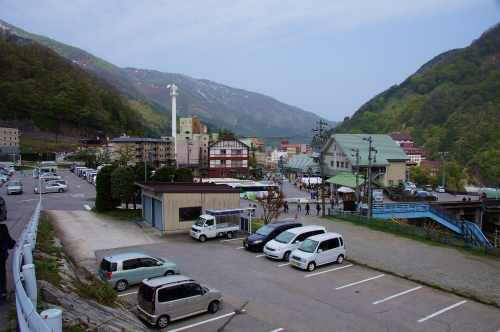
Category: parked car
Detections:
[
  {"x1": 34, "y1": 182, "x2": 69, "y2": 194},
  {"x1": 45, "y1": 180, "x2": 68, "y2": 187},
  {"x1": 417, "y1": 191, "x2": 438, "y2": 201},
  {"x1": 290, "y1": 232, "x2": 346, "y2": 272},
  {"x1": 423, "y1": 185, "x2": 433, "y2": 192},
  {"x1": 39, "y1": 173, "x2": 61, "y2": 181},
  {"x1": 264, "y1": 225, "x2": 326, "y2": 261},
  {"x1": 137, "y1": 275, "x2": 222, "y2": 329},
  {"x1": 7, "y1": 179, "x2": 22, "y2": 195},
  {"x1": 98, "y1": 252, "x2": 179, "y2": 291},
  {"x1": 0, "y1": 196, "x2": 6, "y2": 220},
  {"x1": 243, "y1": 221, "x2": 302, "y2": 252},
  {"x1": 436, "y1": 186, "x2": 445, "y2": 193}
]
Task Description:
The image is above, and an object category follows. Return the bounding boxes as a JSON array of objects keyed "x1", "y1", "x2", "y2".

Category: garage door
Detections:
[
  {"x1": 143, "y1": 196, "x2": 152, "y2": 224},
  {"x1": 152, "y1": 198, "x2": 163, "y2": 231}
]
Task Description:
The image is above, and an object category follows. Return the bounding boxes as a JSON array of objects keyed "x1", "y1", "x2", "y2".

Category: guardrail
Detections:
[{"x1": 13, "y1": 201, "x2": 62, "y2": 332}]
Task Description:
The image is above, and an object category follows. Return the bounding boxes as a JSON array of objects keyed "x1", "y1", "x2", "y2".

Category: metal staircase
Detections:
[{"x1": 371, "y1": 204, "x2": 492, "y2": 247}]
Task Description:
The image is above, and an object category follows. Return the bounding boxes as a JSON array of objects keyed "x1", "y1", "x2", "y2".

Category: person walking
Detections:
[
  {"x1": 0, "y1": 223, "x2": 18, "y2": 302},
  {"x1": 284, "y1": 202, "x2": 289, "y2": 213},
  {"x1": 316, "y1": 203, "x2": 321, "y2": 216},
  {"x1": 297, "y1": 199, "x2": 302, "y2": 211},
  {"x1": 305, "y1": 203, "x2": 310, "y2": 215}
]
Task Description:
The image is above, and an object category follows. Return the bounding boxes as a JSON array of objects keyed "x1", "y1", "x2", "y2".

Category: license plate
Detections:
[
  {"x1": 291, "y1": 260, "x2": 296, "y2": 264},
  {"x1": 190, "y1": 231, "x2": 194, "y2": 236},
  {"x1": 140, "y1": 311, "x2": 147, "y2": 320}
]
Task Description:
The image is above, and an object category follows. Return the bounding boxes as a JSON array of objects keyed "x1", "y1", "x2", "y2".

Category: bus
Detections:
[{"x1": 229, "y1": 181, "x2": 278, "y2": 199}]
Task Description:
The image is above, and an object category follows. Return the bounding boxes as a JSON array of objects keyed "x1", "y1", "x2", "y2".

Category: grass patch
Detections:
[
  {"x1": 72, "y1": 273, "x2": 118, "y2": 307},
  {"x1": 34, "y1": 258, "x2": 62, "y2": 287},
  {"x1": 251, "y1": 219, "x2": 265, "y2": 233},
  {"x1": 92, "y1": 207, "x2": 143, "y2": 220}
]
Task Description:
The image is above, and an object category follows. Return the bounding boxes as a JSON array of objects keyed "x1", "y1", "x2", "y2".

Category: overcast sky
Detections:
[{"x1": 2, "y1": 0, "x2": 500, "y2": 125}]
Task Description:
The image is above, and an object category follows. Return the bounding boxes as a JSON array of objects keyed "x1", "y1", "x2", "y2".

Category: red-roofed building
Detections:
[
  {"x1": 209, "y1": 135, "x2": 249, "y2": 178},
  {"x1": 388, "y1": 133, "x2": 426, "y2": 166}
]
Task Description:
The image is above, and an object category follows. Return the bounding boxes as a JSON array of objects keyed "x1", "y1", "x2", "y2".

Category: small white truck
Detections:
[{"x1": 190, "y1": 214, "x2": 240, "y2": 242}]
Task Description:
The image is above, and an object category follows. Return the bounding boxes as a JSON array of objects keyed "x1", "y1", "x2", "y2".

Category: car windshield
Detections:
[
  {"x1": 194, "y1": 217, "x2": 207, "y2": 227},
  {"x1": 299, "y1": 239, "x2": 319, "y2": 253},
  {"x1": 9, "y1": 181, "x2": 20, "y2": 186},
  {"x1": 274, "y1": 231, "x2": 295, "y2": 244},
  {"x1": 255, "y1": 225, "x2": 274, "y2": 236}
]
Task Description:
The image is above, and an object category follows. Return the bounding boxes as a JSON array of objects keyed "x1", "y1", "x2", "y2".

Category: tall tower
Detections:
[{"x1": 167, "y1": 84, "x2": 178, "y2": 159}]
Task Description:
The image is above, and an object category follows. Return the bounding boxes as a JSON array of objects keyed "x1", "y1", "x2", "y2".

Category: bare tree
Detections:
[
  {"x1": 255, "y1": 187, "x2": 286, "y2": 225},
  {"x1": 116, "y1": 144, "x2": 136, "y2": 166}
]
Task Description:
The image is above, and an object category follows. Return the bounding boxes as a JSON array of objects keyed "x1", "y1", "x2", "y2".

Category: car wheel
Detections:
[
  {"x1": 156, "y1": 315, "x2": 169, "y2": 328},
  {"x1": 307, "y1": 262, "x2": 316, "y2": 272},
  {"x1": 164, "y1": 270, "x2": 175, "y2": 276},
  {"x1": 208, "y1": 300, "x2": 219, "y2": 313},
  {"x1": 115, "y1": 280, "x2": 128, "y2": 292},
  {"x1": 199, "y1": 235, "x2": 207, "y2": 242},
  {"x1": 226, "y1": 232, "x2": 233, "y2": 239},
  {"x1": 283, "y1": 251, "x2": 291, "y2": 262},
  {"x1": 336, "y1": 254, "x2": 344, "y2": 264},
  {"x1": 58, "y1": 188, "x2": 63, "y2": 193}
]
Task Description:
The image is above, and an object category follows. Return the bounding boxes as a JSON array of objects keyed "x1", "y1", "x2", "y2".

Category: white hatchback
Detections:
[
  {"x1": 263, "y1": 225, "x2": 326, "y2": 261},
  {"x1": 290, "y1": 232, "x2": 346, "y2": 272}
]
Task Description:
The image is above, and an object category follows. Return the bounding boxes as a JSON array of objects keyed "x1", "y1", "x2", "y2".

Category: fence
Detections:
[
  {"x1": 327, "y1": 212, "x2": 500, "y2": 257},
  {"x1": 13, "y1": 201, "x2": 62, "y2": 332}
]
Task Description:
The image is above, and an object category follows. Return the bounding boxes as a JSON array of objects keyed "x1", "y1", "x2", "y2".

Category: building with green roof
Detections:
[{"x1": 323, "y1": 134, "x2": 409, "y2": 187}]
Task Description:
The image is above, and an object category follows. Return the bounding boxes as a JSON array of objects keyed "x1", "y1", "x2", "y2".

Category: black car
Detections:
[
  {"x1": 0, "y1": 196, "x2": 7, "y2": 220},
  {"x1": 243, "y1": 221, "x2": 302, "y2": 252}
]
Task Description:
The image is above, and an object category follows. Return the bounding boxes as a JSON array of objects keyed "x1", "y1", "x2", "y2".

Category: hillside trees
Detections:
[
  {"x1": 152, "y1": 166, "x2": 174, "y2": 182},
  {"x1": 0, "y1": 35, "x2": 142, "y2": 137}
]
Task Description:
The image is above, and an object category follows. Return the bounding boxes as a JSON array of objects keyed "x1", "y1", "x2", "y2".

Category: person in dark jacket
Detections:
[
  {"x1": 0, "y1": 223, "x2": 18, "y2": 302},
  {"x1": 305, "y1": 203, "x2": 310, "y2": 215},
  {"x1": 316, "y1": 203, "x2": 321, "y2": 216}
]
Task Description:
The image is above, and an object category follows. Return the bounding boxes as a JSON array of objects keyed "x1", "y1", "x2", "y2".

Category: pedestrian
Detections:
[
  {"x1": 252, "y1": 204, "x2": 256, "y2": 217},
  {"x1": 284, "y1": 202, "x2": 289, "y2": 213},
  {"x1": 0, "y1": 222, "x2": 18, "y2": 302},
  {"x1": 297, "y1": 199, "x2": 302, "y2": 211},
  {"x1": 331, "y1": 197, "x2": 334, "y2": 209},
  {"x1": 305, "y1": 203, "x2": 310, "y2": 215},
  {"x1": 316, "y1": 203, "x2": 321, "y2": 216},
  {"x1": 335, "y1": 197, "x2": 339, "y2": 206}
]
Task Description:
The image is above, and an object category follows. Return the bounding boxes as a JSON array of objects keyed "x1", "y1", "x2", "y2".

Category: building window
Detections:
[
  {"x1": 389, "y1": 180, "x2": 394, "y2": 186},
  {"x1": 179, "y1": 207, "x2": 202, "y2": 221},
  {"x1": 221, "y1": 172, "x2": 226, "y2": 176},
  {"x1": 337, "y1": 162, "x2": 339, "y2": 168},
  {"x1": 331, "y1": 161, "x2": 334, "y2": 167},
  {"x1": 221, "y1": 149, "x2": 226, "y2": 155},
  {"x1": 221, "y1": 160, "x2": 226, "y2": 165},
  {"x1": 232, "y1": 149, "x2": 242, "y2": 155}
]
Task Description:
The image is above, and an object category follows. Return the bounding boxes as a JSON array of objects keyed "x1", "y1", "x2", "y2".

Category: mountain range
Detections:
[{"x1": 0, "y1": 19, "x2": 329, "y2": 141}]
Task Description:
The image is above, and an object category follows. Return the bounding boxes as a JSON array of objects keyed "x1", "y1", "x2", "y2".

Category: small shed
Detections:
[{"x1": 134, "y1": 182, "x2": 243, "y2": 234}]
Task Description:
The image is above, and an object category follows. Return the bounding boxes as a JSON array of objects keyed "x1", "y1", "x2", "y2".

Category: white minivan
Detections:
[
  {"x1": 289, "y1": 232, "x2": 345, "y2": 272},
  {"x1": 263, "y1": 225, "x2": 326, "y2": 261}
]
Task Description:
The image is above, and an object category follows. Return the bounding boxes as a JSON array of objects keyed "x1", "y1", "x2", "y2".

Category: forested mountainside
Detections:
[
  {"x1": 332, "y1": 23, "x2": 500, "y2": 186},
  {"x1": 0, "y1": 32, "x2": 142, "y2": 138},
  {"x1": 0, "y1": 19, "x2": 328, "y2": 139}
]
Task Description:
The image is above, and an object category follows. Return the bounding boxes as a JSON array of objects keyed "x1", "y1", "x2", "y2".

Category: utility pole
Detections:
[
  {"x1": 438, "y1": 151, "x2": 449, "y2": 189},
  {"x1": 351, "y1": 149, "x2": 360, "y2": 215},
  {"x1": 363, "y1": 137, "x2": 376, "y2": 218},
  {"x1": 313, "y1": 120, "x2": 328, "y2": 217}
]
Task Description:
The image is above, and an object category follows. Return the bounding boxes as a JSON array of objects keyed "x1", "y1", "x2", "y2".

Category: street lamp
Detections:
[{"x1": 438, "y1": 151, "x2": 449, "y2": 189}]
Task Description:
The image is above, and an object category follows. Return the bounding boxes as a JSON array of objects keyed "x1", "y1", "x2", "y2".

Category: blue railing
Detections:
[{"x1": 13, "y1": 201, "x2": 61, "y2": 331}]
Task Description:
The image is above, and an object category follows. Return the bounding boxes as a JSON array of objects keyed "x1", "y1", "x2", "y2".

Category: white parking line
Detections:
[
  {"x1": 278, "y1": 262, "x2": 290, "y2": 267},
  {"x1": 270, "y1": 329, "x2": 284, "y2": 332},
  {"x1": 305, "y1": 264, "x2": 353, "y2": 278},
  {"x1": 336, "y1": 274, "x2": 384, "y2": 289},
  {"x1": 220, "y1": 238, "x2": 245, "y2": 242},
  {"x1": 372, "y1": 286, "x2": 422, "y2": 304},
  {"x1": 418, "y1": 300, "x2": 467, "y2": 323},
  {"x1": 256, "y1": 254, "x2": 265, "y2": 257},
  {"x1": 236, "y1": 247, "x2": 245, "y2": 249},
  {"x1": 84, "y1": 205, "x2": 91, "y2": 210},
  {"x1": 168, "y1": 312, "x2": 236, "y2": 332},
  {"x1": 117, "y1": 291, "x2": 136, "y2": 297}
]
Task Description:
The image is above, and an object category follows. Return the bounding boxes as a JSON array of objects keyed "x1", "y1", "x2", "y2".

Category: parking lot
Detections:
[{"x1": 2, "y1": 169, "x2": 500, "y2": 331}]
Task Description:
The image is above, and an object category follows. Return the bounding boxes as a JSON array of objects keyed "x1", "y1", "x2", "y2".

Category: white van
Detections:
[
  {"x1": 263, "y1": 225, "x2": 326, "y2": 261},
  {"x1": 289, "y1": 232, "x2": 345, "y2": 272}
]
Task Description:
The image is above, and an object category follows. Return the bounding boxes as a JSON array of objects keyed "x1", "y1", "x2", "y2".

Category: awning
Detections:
[
  {"x1": 325, "y1": 172, "x2": 366, "y2": 188},
  {"x1": 337, "y1": 186, "x2": 355, "y2": 193}
]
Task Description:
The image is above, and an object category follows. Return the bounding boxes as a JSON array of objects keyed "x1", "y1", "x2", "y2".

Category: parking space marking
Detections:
[
  {"x1": 336, "y1": 274, "x2": 384, "y2": 289},
  {"x1": 236, "y1": 247, "x2": 245, "y2": 249},
  {"x1": 117, "y1": 291, "x2": 136, "y2": 297},
  {"x1": 220, "y1": 238, "x2": 245, "y2": 242},
  {"x1": 305, "y1": 264, "x2": 353, "y2": 278},
  {"x1": 372, "y1": 286, "x2": 422, "y2": 304},
  {"x1": 270, "y1": 329, "x2": 284, "y2": 332},
  {"x1": 84, "y1": 205, "x2": 91, "y2": 210},
  {"x1": 278, "y1": 262, "x2": 290, "y2": 267},
  {"x1": 417, "y1": 300, "x2": 467, "y2": 323},
  {"x1": 256, "y1": 254, "x2": 265, "y2": 257},
  {"x1": 168, "y1": 312, "x2": 236, "y2": 332}
]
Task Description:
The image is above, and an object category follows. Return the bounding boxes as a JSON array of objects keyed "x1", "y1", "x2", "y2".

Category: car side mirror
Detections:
[{"x1": 318, "y1": 249, "x2": 323, "y2": 253}]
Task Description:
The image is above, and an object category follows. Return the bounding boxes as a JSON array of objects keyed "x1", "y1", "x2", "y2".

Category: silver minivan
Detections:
[
  {"x1": 98, "y1": 252, "x2": 179, "y2": 291},
  {"x1": 263, "y1": 225, "x2": 326, "y2": 261},
  {"x1": 137, "y1": 275, "x2": 223, "y2": 329},
  {"x1": 289, "y1": 232, "x2": 346, "y2": 271}
]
